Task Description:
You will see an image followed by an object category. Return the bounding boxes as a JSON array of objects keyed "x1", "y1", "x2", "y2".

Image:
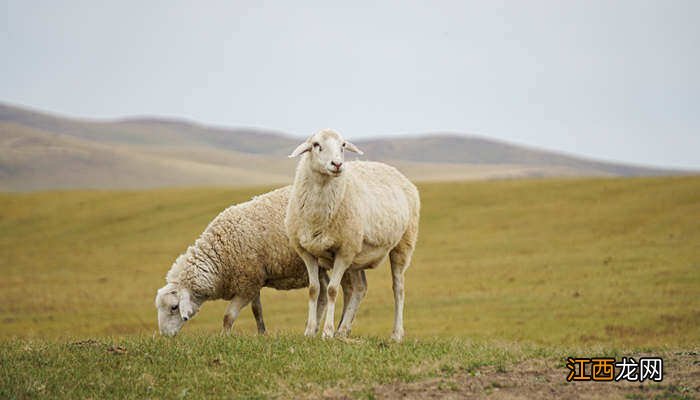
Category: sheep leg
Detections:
[
  {"x1": 390, "y1": 265, "x2": 405, "y2": 341},
  {"x1": 223, "y1": 295, "x2": 252, "y2": 333},
  {"x1": 251, "y1": 293, "x2": 266, "y2": 335},
  {"x1": 389, "y1": 246, "x2": 413, "y2": 342},
  {"x1": 338, "y1": 271, "x2": 353, "y2": 329},
  {"x1": 337, "y1": 270, "x2": 367, "y2": 337},
  {"x1": 322, "y1": 256, "x2": 352, "y2": 339},
  {"x1": 354, "y1": 270, "x2": 368, "y2": 327},
  {"x1": 315, "y1": 270, "x2": 329, "y2": 327},
  {"x1": 297, "y1": 250, "x2": 322, "y2": 336}
]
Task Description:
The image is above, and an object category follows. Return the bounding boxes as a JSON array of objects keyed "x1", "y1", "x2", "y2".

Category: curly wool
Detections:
[{"x1": 165, "y1": 186, "x2": 308, "y2": 302}]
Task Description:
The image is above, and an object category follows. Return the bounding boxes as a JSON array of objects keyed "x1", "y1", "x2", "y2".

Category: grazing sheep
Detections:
[
  {"x1": 154, "y1": 186, "x2": 353, "y2": 337},
  {"x1": 286, "y1": 129, "x2": 420, "y2": 341}
]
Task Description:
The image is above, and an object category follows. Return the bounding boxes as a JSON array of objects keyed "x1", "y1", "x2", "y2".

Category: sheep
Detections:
[
  {"x1": 154, "y1": 185, "x2": 354, "y2": 337},
  {"x1": 285, "y1": 129, "x2": 420, "y2": 341}
]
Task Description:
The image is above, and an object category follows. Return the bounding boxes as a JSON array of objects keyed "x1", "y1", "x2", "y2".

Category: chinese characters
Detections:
[{"x1": 566, "y1": 357, "x2": 663, "y2": 382}]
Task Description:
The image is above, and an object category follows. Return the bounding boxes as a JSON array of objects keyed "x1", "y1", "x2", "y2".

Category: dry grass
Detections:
[{"x1": 0, "y1": 177, "x2": 698, "y2": 348}]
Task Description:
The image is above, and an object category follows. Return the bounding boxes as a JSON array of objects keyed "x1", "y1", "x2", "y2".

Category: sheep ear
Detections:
[
  {"x1": 344, "y1": 141, "x2": 364, "y2": 155},
  {"x1": 155, "y1": 285, "x2": 168, "y2": 308},
  {"x1": 178, "y1": 290, "x2": 195, "y2": 321},
  {"x1": 289, "y1": 142, "x2": 312, "y2": 158}
]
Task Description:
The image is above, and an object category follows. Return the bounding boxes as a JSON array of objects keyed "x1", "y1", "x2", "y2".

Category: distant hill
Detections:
[
  {"x1": 0, "y1": 102, "x2": 685, "y2": 191},
  {"x1": 356, "y1": 135, "x2": 668, "y2": 176},
  {"x1": 0, "y1": 123, "x2": 296, "y2": 191},
  {"x1": 0, "y1": 103, "x2": 297, "y2": 153}
]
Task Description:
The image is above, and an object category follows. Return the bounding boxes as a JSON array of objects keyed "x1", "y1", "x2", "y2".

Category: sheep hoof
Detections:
[
  {"x1": 321, "y1": 328, "x2": 335, "y2": 339},
  {"x1": 304, "y1": 327, "x2": 317, "y2": 337},
  {"x1": 391, "y1": 331, "x2": 404, "y2": 342},
  {"x1": 223, "y1": 315, "x2": 234, "y2": 331},
  {"x1": 336, "y1": 328, "x2": 350, "y2": 338}
]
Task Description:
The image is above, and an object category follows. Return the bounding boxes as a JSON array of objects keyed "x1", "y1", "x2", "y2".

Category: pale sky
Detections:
[{"x1": 2, "y1": 1, "x2": 698, "y2": 168}]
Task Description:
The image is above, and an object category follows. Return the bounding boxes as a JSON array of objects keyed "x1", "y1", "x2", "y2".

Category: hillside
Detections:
[
  {"x1": 356, "y1": 134, "x2": 668, "y2": 176},
  {"x1": 0, "y1": 123, "x2": 294, "y2": 191},
  {"x1": 0, "y1": 102, "x2": 683, "y2": 190}
]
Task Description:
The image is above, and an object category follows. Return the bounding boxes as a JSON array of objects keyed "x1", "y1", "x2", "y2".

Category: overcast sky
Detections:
[{"x1": 2, "y1": 1, "x2": 698, "y2": 168}]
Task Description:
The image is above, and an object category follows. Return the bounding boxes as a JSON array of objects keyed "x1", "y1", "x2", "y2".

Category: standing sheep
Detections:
[
  {"x1": 154, "y1": 186, "x2": 354, "y2": 336},
  {"x1": 286, "y1": 129, "x2": 420, "y2": 341}
]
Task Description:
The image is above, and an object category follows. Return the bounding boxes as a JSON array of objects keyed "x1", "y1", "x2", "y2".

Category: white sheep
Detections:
[
  {"x1": 154, "y1": 186, "x2": 354, "y2": 336},
  {"x1": 286, "y1": 129, "x2": 420, "y2": 341}
]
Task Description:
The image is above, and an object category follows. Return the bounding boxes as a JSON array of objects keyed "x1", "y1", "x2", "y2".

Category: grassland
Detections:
[
  {"x1": 0, "y1": 334, "x2": 535, "y2": 399},
  {"x1": 1, "y1": 177, "x2": 699, "y2": 398}
]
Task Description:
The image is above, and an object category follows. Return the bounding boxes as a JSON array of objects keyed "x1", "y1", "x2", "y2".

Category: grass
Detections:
[
  {"x1": 0, "y1": 176, "x2": 698, "y2": 397},
  {"x1": 1, "y1": 176, "x2": 697, "y2": 346},
  {"x1": 0, "y1": 334, "x2": 536, "y2": 399}
]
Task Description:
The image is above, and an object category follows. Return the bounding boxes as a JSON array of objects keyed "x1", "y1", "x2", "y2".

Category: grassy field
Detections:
[
  {"x1": 1, "y1": 176, "x2": 699, "y2": 398},
  {"x1": 0, "y1": 334, "x2": 535, "y2": 399}
]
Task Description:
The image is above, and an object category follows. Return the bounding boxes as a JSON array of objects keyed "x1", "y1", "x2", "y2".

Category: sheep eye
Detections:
[
  {"x1": 171, "y1": 304, "x2": 179, "y2": 312},
  {"x1": 313, "y1": 142, "x2": 322, "y2": 151}
]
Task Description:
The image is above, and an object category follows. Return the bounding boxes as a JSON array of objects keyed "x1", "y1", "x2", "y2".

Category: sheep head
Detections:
[
  {"x1": 154, "y1": 283, "x2": 200, "y2": 336},
  {"x1": 289, "y1": 129, "x2": 363, "y2": 177}
]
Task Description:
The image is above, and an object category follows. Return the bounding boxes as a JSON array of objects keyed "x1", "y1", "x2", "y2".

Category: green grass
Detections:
[
  {"x1": 0, "y1": 177, "x2": 698, "y2": 397},
  {"x1": 0, "y1": 334, "x2": 540, "y2": 399}
]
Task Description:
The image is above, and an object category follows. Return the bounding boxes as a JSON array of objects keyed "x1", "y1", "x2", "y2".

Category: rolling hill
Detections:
[{"x1": 0, "y1": 102, "x2": 682, "y2": 191}]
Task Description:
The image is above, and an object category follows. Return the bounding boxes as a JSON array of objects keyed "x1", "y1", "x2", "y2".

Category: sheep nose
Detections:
[{"x1": 331, "y1": 161, "x2": 342, "y2": 169}]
